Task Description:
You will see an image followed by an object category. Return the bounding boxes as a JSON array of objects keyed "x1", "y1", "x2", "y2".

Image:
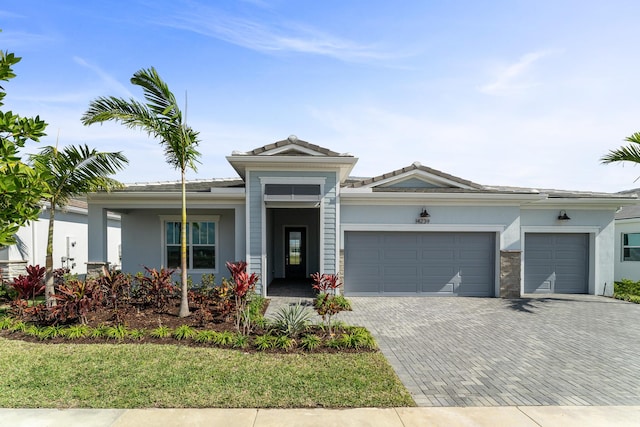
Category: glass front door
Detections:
[{"x1": 285, "y1": 227, "x2": 306, "y2": 279}]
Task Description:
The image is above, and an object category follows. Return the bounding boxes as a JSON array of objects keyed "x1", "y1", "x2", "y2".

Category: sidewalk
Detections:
[{"x1": 2, "y1": 406, "x2": 640, "y2": 427}]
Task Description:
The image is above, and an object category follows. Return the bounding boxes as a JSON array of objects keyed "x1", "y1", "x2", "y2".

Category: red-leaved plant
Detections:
[
  {"x1": 311, "y1": 272, "x2": 349, "y2": 335},
  {"x1": 9, "y1": 265, "x2": 46, "y2": 317},
  {"x1": 226, "y1": 261, "x2": 259, "y2": 335}
]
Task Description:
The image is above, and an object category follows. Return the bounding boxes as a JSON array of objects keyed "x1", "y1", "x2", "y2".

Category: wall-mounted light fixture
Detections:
[
  {"x1": 416, "y1": 208, "x2": 430, "y2": 224},
  {"x1": 558, "y1": 210, "x2": 571, "y2": 221}
]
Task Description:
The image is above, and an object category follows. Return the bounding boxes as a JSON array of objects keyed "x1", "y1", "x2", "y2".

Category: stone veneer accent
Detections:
[
  {"x1": 85, "y1": 261, "x2": 110, "y2": 278},
  {"x1": 500, "y1": 250, "x2": 521, "y2": 298}
]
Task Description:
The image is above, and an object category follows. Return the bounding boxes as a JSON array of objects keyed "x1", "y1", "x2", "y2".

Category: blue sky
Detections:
[{"x1": 3, "y1": 1, "x2": 640, "y2": 192}]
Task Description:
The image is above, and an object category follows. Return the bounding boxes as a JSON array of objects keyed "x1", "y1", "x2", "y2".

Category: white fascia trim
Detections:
[
  {"x1": 340, "y1": 223, "x2": 505, "y2": 250},
  {"x1": 88, "y1": 191, "x2": 246, "y2": 202},
  {"x1": 340, "y1": 192, "x2": 546, "y2": 205},
  {"x1": 615, "y1": 217, "x2": 640, "y2": 224},
  {"x1": 259, "y1": 176, "x2": 327, "y2": 185},
  {"x1": 521, "y1": 225, "x2": 601, "y2": 234},
  {"x1": 228, "y1": 156, "x2": 357, "y2": 181},
  {"x1": 527, "y1": 198, "x2": 637, "y2": 208},
  {"x1": 259, "y1": 145, "x2": 325, "y2": 156}
]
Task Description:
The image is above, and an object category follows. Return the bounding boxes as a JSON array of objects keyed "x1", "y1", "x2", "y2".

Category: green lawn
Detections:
[{"x1": 0, "y1": 337, "x2": 414, "y2": 408}]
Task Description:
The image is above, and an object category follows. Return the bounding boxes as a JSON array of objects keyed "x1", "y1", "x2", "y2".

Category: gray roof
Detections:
[
  {"x1": 484, "y1": 185, "x2": 634, "y2": 199},
  {"x1": 346, "y1": 162, "x2": 485, "y2": 190},
  {"x1": 119, "y1": 178, "x2": 245, "y2": 192},
  {"x1": 235, "y1": 136, "x2": 350, "y2": 157}
]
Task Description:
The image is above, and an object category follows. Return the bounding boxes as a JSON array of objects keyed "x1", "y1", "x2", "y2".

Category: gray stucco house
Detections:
[{"x1": 86, "y1": 137, "x2": 636, "y2": 297}]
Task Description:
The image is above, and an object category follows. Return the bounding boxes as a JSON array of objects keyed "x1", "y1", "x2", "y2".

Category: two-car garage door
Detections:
[{"x1": 344, "y1": 231, "x2": 495, "y2": 296}]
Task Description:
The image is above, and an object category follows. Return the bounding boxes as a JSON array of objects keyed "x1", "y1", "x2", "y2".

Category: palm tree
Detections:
[
  {"x1": 30, "y1": 144, "x2": 128, "y2": 307},
  {"x1": 81, "y1": 67, "x2": 200, "y2": 317},
  {"x1": 601, "y1": 132, "x2": 640, "y2": 166}
]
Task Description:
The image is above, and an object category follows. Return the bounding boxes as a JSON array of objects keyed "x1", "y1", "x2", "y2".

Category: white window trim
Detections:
[
  {"x1": 160, "y1": 215, "x2": 220, "y2": 273},
  {"x1": 621, "y1": 232, "x2": 640, "y2": 262}
]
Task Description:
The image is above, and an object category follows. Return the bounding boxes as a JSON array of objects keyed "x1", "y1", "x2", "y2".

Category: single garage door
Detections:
[
  {"x1": 524, "y1": 233, "x2": 589, "y2": 294},
  {"x1": 344, "y1": 231, "x2": 495, "y2": 296}
]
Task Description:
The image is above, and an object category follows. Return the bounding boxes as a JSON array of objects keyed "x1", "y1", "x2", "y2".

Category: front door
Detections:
[{"x1": 285, "y1": 227, "x2": 306, "y2": 279}]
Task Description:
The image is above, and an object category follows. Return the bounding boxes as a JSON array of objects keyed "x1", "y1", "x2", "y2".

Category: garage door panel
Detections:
[
  {"x1": 524, "y1": 233, "x2": 588, "y2": 294},
  {"x1": 422, "y1": 249, "x2": 456, "y2": 260},
  {"x1": 384, "y1": 250, "x2": 419, "y2": 260},
  {"x1": 422, "y1": 281, "x2": 455, "y2": 293},
  {"x1": 345, "y1": 231, "x2": 494, "y2": 296}
]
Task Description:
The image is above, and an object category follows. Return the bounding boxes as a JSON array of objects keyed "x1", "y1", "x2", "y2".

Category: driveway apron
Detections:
[{"x1": 340, "y1": 295, "x2": 640, "y2": 407}]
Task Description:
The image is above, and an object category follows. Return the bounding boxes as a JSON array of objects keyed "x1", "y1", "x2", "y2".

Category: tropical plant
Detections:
[
  {"x1": 50, "y1": 279, "x2": 103, "y2": 324},
  {"x1": 30, "y1": 144, "x2": 127, "y2": 306},
  {"x1": 173, "y1": 324, "x2": 196, "y2": 340},
  {"x1": 82, "y1": 67, "x2": 201, "y2": 318},
  {"x1": 601, "y1": 132, "x2": 640, "y2": 169},
  {"x1": 339, "y1": 327, "x2": 377, "y2": 350},
  {"x1": 300, "y1": 334, "x2": 322, "y2": 352},
  {"x1": 271, "y1": 304, "x2": 313, "y2": 337},
  {"x1": 212, "y1": 330, "x2": 235, "y2": 347},
  {"x1": 9, "y1": 264, "x2": 45, "y2": 306},
  {"x1": 254, "y1": 334, "x2": 276, "y2": 351},
  {"x1": 194, "y1": 330, "x2": 216, "y2": 344},
  {"x1": 62, "y1": 324, "x2": 90, "y2": 339},
  {"x1": 150, "y1": 324, "x2": 172, "y2": 339},
  {"x1": 0, "y1": 48, "x2": 49, "y2": 246},
  {"x1": 106, "y1": 324, "x2": 129, "y2": 340},
  {"x1": 226, "y1": 261, "x2": 259, "y2": 335},
  {"x1": 133, "y1": 266, "x2": 176, "y2": 312},
  {"x1": 311, "y1": 273, "x2": 351, "y2": 335}
]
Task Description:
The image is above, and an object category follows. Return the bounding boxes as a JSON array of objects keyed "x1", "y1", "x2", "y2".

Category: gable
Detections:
[
  {"x1": 348, "y1": 162, "x2": 484, "y2": 191},
  {"x1": 240, "y1": 135, "x2": 345, "y2": 157}
]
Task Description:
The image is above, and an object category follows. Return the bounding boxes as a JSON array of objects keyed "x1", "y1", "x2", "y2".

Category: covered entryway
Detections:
[
  {"x1": 524, "y1": 233, "x2": 589, "y2": 294},
  {"x1": 344, "y1": 231, "x2": 495, "y2": 296},
  {"x1": 265, "y1": 208, "x2": 319, "y2": 297}
]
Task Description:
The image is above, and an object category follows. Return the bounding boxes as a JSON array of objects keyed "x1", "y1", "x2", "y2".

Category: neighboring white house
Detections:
[
  {"x1": 614, "y1": 197, "x2": 640, "y2": 282},
  {"x1": 0, "y1": 198, "x2": 121, "y2": 280},
  {"x1": 86, "y1": 137, "x2": 637, "y2": 298}
]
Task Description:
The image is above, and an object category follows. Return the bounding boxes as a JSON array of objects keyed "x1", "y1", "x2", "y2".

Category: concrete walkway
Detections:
[{"x1": 2, "y1": 406, "x2": 640, "y2": 426}]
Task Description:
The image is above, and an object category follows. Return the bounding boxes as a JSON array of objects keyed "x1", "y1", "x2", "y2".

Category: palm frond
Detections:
[
  {"x1": 31, "y1": 144, "x2": 128, "y2": 208},
  {"x1": 601, "y1": 133, "x2": 640, "y2": 164}
]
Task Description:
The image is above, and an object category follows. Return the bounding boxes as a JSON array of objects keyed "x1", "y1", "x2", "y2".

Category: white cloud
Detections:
[
  {"x1": 73, "y1": 56, "x2": 134, "y2": 98},
  {"x1": 479, "y1": 50, "x2": 558, "y2": 96},
  {"x1": 152, "y1": 4, "x2": 396, "y2": 63}
]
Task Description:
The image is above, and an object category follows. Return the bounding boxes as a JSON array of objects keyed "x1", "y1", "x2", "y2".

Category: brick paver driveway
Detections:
[{"x1": 340, "y1": 295, "x2": 640, "y2": 407}]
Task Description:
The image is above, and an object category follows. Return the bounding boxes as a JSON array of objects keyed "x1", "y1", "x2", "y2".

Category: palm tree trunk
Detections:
[
  {"x1": 45, "y1": 202, "x2": 56, "y2": 307},
  {"x1": 179, "y1": 169, "x2": 190, "y2": 317}
]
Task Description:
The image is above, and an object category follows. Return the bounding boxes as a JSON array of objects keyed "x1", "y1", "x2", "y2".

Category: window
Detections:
[
  {"x1": 165, "y1": 220, "x2": 216, "y2": 270},
  {"x1": 622, "y1": 233, "x2": 640, "y2": 261}
]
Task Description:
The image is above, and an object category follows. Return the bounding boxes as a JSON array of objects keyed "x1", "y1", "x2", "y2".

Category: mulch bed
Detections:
[{"x1": 0, "y1": 299, "x2": 373, "y2": 354}]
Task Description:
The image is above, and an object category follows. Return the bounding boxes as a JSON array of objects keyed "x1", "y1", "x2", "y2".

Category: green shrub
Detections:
[
  {"x1": 194, "y1": 330, "x2": 217, "y2": 344},
  {"x1": 173, "y1": 325, "x2": 196, "y2": 341},
  {"x1": 0, "y1": 316, "x2": 13, "y2": 330},
  {"x1": 613, "y1": 279, "x2": 640, "y2": 304},
  {"x1": 63, "y1": 324, "x2": 90, "y2": 339},
  {"x1": 150, "y1": 325, "x2": 172, "y2": 339},
  {"x1": 271, "y1": 304, "x2": 312, "y2": 337},
  {"x1": 129, "y1": 329, "x2": 146, "y2": 341},
  {"x1": 300, "y1": 334, "x2": 322, "y2": 351},
  {"x1": 254, "y1": 334, "x2": 275, "y2": 351},
  {"x1": 212, "y1": 331, "x2": 235, "y2": 346},
  {"x1": 232, "y1": 333, "x2": 249, "y2": 349},
  {"x1": 90, "y1": 325, "x2": 109, "y2": 339},
  {"x1": 106, "y1": 325, "x2": 129, "y2": 340},
  {"x1": 339, "y1": 327, "x2": 377, "y2": 350},
  {"x1": 275, "y1": 335, "x2": 296, "y2": 351},
  {"x1": 9, "y1": 320, "x2": 27, "y2": 333}
]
